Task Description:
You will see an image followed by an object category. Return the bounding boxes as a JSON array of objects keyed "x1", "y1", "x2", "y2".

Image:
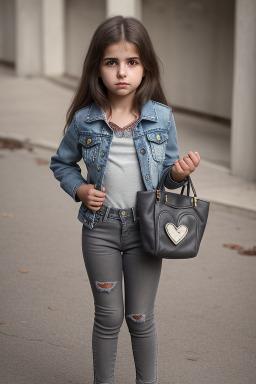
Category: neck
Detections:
[{"x1": 106, "y1": 91, "x2": 136, "y2": 117}]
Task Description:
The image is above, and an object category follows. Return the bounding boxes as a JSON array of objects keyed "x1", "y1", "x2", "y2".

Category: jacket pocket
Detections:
[
  {"x1": 146, "y1": 130, "x2": 168, "y2": 163},
  {"x1": 78, "y1": 135, "x2": 101, "y2": 164}
]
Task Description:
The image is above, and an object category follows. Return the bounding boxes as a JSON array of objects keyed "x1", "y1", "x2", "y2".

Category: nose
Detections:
[{"x1": 117, "y1": 63, "x2": 127, "y2": 78}]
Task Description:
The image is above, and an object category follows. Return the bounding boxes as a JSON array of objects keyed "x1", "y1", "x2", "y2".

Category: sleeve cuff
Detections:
[
  {"x1": 165, "y1": 166, "x2": 189, "y2": 189},
  {"x1": 72, "y1": 180, "x2": 88, "y2": 202}
]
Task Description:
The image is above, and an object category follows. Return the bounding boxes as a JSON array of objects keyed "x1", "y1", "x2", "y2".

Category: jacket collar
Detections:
[{"x1": 85, "y1": 99, "x2": 158, "y2": 123}]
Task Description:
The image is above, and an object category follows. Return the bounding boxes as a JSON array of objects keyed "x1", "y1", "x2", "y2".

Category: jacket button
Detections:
[
  {"x1": 100, "y1": 152, "x2": 105, "y2": 157},
  {"x1": 83, "y1": 218, "x2": 87, "y2": 222},
  {"x1": 156, "y1": 134, "x2": 161, "y2": 141},
  {"x1": 140, "y1": 148, "x2": 146, "y2": 155},
  {"x1": 87, "y1": 138, "x2": 92, "y2": 145},
  {"x1": 97, "y1": 167, "x2": 101, "y2": 172},
  {"x1": 145, "y1": 174, "x2": 150, "y2": 181}
]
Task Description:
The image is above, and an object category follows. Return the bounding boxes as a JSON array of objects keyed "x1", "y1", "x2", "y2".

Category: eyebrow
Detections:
[{"x1": 102, "y1": 57, "x2": 140, "y2": 61}]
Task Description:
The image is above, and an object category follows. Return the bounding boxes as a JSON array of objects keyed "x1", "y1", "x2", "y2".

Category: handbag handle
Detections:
[
  {"x1": 157, "y1": 167, "x2": 197, "y2": 198},
  {"x1": 180, "y1": 176, "x2": 197, "y2": 197}
]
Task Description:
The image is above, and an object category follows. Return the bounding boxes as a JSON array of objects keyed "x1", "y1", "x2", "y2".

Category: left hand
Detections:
[{"x1": 172, "y1": 151, "x2": 200, "y2": 182}]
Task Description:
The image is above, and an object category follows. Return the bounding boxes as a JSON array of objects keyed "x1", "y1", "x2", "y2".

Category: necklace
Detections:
[{"x1": 108, "y1": 112, "x2": 139, "y2": 138}]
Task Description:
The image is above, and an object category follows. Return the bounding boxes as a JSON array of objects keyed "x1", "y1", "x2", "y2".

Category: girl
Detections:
[{"x1": 50, "y1": 15, "x2": 200, "y2": 384}]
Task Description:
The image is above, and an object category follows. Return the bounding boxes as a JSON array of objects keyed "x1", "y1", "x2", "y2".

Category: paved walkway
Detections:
[{"x1": 1, "y1": 64, "x2": 256, "y2": 218}]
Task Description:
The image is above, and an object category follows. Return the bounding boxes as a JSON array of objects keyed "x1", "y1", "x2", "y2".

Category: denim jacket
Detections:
[{"x1": 49, "y1": 99, "x2": 188, "y2": 229}]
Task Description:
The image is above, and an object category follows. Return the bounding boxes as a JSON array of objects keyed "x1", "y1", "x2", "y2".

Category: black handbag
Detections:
[{"x1": 137, "y1": 173, "x2": 210, "y2": 259}]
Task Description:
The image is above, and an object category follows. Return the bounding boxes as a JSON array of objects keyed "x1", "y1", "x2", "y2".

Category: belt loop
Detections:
[
  {"x1": 102, "y1": 206, "x2": 111, "y2": 222},
  {"x1": 131, "y1": 207, "x2": 137, "y2": 222}
]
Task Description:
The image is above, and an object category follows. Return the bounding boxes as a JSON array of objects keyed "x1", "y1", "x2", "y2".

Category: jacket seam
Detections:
[
  {"x1": 152, "y1": 100, "x2": 172, "y2": 112},
  {"x1": 73, "y1": 114, "x2": 79, "y2": 137},
  {"x1": 74, "y1": 103, "x2": 93, "y2": 117},
  {"x1": 168, "y1": 108, "x2": 172, "y2": 133}
]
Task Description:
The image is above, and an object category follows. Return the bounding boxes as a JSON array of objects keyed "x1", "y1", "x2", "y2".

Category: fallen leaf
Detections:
[
  {"x1": 2, "y1": 213, "x2": 14, "y2": 218},
  {"x1": 0, "y1": 138, "x2": 24, "y2": 150},
  {"x1": 238, "y1": 248, "x2": 256, "y2": 256},
  {"x1": 36, "y1": 158, "x2": 49, "y2": 165},
  {"x1": 0, "y1": 322, "x2": 5, "y2": 324},
  {"x1": 19, "y1": 269, "x2": 28, "y2": 273},
  {"x1": 223, "y1": 243, "x2": 244, "y2": 250},
  {"x1": 48, "y1": 307, "x2": 57, "y2": 310},
  {"x1": 0, "y1": 138, "x2": 33, "y2": 151}
]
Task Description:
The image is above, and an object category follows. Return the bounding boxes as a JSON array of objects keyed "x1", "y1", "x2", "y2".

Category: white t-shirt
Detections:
[{"x1": 103, "y1": 120, "x2": 145, "y2": 208}]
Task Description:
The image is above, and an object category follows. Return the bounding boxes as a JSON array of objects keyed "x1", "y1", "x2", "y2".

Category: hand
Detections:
[
  {"x1": 171, "y1": 151, "x2": 200, "y2": 182},
  {"x1": 76, "y1": 184, "x2": 106, "y2": 211}
]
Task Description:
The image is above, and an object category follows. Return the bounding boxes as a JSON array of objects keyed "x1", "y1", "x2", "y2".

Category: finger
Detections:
[
  {"x1": 183, "y1": 156, "x2": 194, "y2": 169},
  {"x1": 91, "y1": 189, "x2": 106, "y2": 198},
  {"x1": 91, "y1": 196, "x2": 105, "y2": 202},
  {"x1": 89, "y1": 201, "x2": 104, "y2": 207},
  {"x1": 179, "y1": 158, "x2": 190, "y2": 170},
  {"x1": 188, "y1": 151, "x2": 200, "y2": 166},
  {"x1": 89, "y1": 206, "x2": 102, "y2": 211},
  {"x1": 174, "y1": 160, "x2": 185, "y2": 174},
  {"x1": 172, "y1": 159, "x2": 179, "y2": 171}
]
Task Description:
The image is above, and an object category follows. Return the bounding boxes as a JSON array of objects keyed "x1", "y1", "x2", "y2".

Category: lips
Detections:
[{"x1": 116, "y1": 82, "x2": 128, "y2": 85}]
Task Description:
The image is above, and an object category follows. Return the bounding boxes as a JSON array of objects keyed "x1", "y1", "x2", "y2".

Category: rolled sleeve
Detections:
[
  {"x1": 164, "y1": 164, "x2": 188, "y2": 189},
  {"x1": 49, "y1": 116, "x2": 88, "y2": 202}
]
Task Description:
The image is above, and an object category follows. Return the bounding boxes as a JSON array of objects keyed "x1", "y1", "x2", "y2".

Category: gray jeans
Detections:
[{"x1": 81, "y1": 205, "x2": 162, "y2": 384}]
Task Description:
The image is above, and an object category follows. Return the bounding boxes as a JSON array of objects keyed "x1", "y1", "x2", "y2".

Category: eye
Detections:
[
  {"x1": 106, "y1": 61, "x2": 117, "y2": 66},
  {"x1": 128, "y1": 60, "x2": 138, "y2": 66}
]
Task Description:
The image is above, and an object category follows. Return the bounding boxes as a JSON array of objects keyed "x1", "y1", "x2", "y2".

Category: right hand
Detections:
[{"x1": 76, "y1": 184, "x2": 106, "y2": 211}]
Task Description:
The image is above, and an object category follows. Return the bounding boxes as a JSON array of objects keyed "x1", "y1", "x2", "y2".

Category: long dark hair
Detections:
[{"x1": 63, "y1": 15, "x2": 168, "y2": 135}]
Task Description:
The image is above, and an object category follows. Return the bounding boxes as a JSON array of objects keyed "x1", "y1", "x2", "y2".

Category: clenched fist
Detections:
[
  {"x1": 171, "y1": 151, "x2": 200, "y2": 182},
  {"x1": 76, "y1": 184, "x2": 106, "y2": 211}
]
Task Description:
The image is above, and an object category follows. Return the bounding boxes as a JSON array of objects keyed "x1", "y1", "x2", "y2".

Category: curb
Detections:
[
  {"x1": 1, "y1": 131, "x2": 255, "y2": 220},
  {"x1": 204, "y1": 201, "x2": 256, "y2": 221}
]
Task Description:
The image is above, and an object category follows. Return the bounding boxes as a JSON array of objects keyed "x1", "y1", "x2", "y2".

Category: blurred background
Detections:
[
  {"x1": 0, "y1": 1, "x2": 256, "y2": 384},
  {"x1": 0, "y1": 0, "x2": 256, "y2": 180}
]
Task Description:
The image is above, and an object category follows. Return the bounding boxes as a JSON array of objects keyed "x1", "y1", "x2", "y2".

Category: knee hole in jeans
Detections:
[
  {"x1": 127, "y1": 313, "x2": 146, "y2": 323},
  {"x1": 95, "y1": 281, "x2": 118, "y2": 293}
]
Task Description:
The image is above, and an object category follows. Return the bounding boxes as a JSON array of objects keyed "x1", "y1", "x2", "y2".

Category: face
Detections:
[{"x1": 99, "y1": 40, "x2": 145, "y2": 100}]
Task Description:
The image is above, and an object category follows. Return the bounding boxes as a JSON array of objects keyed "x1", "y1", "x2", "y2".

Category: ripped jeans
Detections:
[{"x1": 81, "y1": 205, "x2": 162, "y2": 384}]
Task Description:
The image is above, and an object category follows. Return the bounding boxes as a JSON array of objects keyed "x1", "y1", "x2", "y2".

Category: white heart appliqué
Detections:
[{"x1": 165, "y1": 223, "x2": 188, "y2": 245}]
